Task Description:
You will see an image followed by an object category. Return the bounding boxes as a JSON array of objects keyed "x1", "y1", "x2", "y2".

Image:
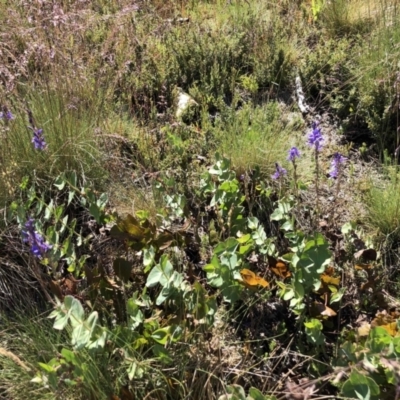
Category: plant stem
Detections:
[{"x1": 315, "y1": 147, "x2": 320, "y2": 226}]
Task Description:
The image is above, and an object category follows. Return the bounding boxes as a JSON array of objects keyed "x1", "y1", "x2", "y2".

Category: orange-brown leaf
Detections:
[
  {"x1": 240, "y1": 269, "x2": 269, "y2": 288},
  {"x1": 267, "y1": 256, "x2": 291, "y2": 279},
  {"x1": 320, "y1": 274, "x2": 340, "y2": 287},
  {"x1": 355, "y1": 263, "x2": 374, "y2": 271}
]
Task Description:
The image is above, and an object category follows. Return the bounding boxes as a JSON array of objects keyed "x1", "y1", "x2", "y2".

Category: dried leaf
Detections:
[
  {"x1": 49, "y1": 280, "x2": 63, "y2": 299},
  {"x1": 355, "y1": 263, "x2": 374, "y2": 271},
  {"x1": 371, "y1": 311, "x2": 399, "y2": 336},
  {"x1": 267, "y1": 255, "x2": 291, "y2": 279},
  {"x1": 354, "y1": 248, "x2": 377, "y2": 261},
  {"x1": 360, "y1": 280, "x2": 375, "y2": 292},
  {"x1": 320, "y1": 273, "x2": 340, "y2": 287},
  {"x1": 381, "y1": 322, "x2": 398, "y2": 336},
  {"x1": 285, "y1": 380, "x2": 316, "y2": 400},
  {"x1": 357, "y1": 323, "x2": 371, "y2": 337},
  {"x1": 310, "y1": 302, "x2": 337, "y2": 317},
  {"x1": 240, "y1": 269, "x2": 269, "y2": 289},
  {"x1": 63, "y1": 277, "x2": 77, "y2": 295}
]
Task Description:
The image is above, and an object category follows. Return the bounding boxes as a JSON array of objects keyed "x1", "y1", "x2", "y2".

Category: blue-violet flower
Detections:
[
  {"x1": 287, "y1": 146, "x2": 301, "y2": 162},
  {"x1": 30, "y1": 127, "x2": 47, "y2": 150},
  {"x1": 0, "y1": 110, "x2": 14, "y2": 121},
  {"x1": 329, "y1": 152, "x2": 347, "y2": 178},
  {"x1": 308, "y1": 121, "x2": 323, "y2": 151},
  {"x1": 22, "y1": 218, "x2": 52, "y2": 258},
  {"x1": 271, "y1": 163, "x2": 287, "y2": 180}
]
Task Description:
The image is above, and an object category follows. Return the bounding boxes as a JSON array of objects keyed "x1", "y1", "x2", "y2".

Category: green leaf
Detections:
[
  {"x1": 248, "y1": 217, "x2": 259, "y2": 230},
  {"x1": 152, "y1": 344, "x2": 173, "y2": 364},
  {"x1": 156, "y1": 286, "x2": 173, "y2": 305},
  {"x1": 221, "y1": 284, "x2": 242, "y2": 303},
  {"x1": 44, "y1": 199, "x2": 54, "y2": 221},
  {"x1": 282, "y1": 289, "x2": 294, "y2": 301},
  {"x1": 113, "y1": 258, "x2": 133, "y2": 282},
  {"x1": 146, "y1": 255, "x2": 173, "y2": 287},
  {"x1": 281, "y1": 220, "x2": 294, "y2": 231},
  {"x1": 89, "y1": 203, "x2": 100, "y2": 224},
  {"x1": 270, "y1": 208, "x2": 284, "y2": 221},
  {"x1": 55, "y1": 205, "x2": 64, "y2": 220},
  {"x1": 237, "y1": 234, "x2": 251, "y2": 244},
  {"x1": 65, "y1": 296, "x2": 85, "y2": 326},
  {"x1": 214, "y1": 238, "x2": 238, "y2": 255},
  {"x1": 71, "y1": 311, "x2": 98, "y2": 349},
  {"x1": 294, "y1": 280, "x2": 305, "y2": 298},
  {"x1": 221, "y1": 253, "x2": 239, "y2": 271},
  {"x1": 143, "y1": 246, "x2": 155, "y2": 272},
  {"x1": 59, "y1": 215, "x2": 69, "y2": 234},
  {"x1": 151, "y1": 327, "x2": 170, "y2": 345},
  {"x1": 97, "y1": 192, "x2": 108, "y2": 208},
  {"x1": 67, "y1": 190, "x2": 75, "y2": 206},
  {"x1": 54, "y1": 175, "x2": 66, "y2": 190},
  {"x1": 66, "y1": 171, "x2": 77, "y2": 187},
  {"x1": 61, "y1": 348, "x2": 77, "y2": 365},
  {"x1": 38, "y1": 362, "x2": 56, "y2": 373},
  {"x1": 239, "y1": 244, "x2": 253, "y2": 255},
  {"x1": 342, "y1": 370, "x2": 380, "y2": 400},
  {"x1": 248, "y1": 387, "x2": 266, "y2": 400},
  {"x1": 226, "y1": 384, "x2": 246, "y2": 399},
  {"x1": 127, "y1": 361, "x2": 143, "y2": 380}
]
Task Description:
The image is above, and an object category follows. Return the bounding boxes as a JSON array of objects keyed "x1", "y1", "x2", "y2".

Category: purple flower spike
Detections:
[
  {"x1": 30, "y1": 127, "x2": 47, "y2": 150},
  {"x1": 308, "y1": 121, "x2": 324, "y2": 151},
  {"x1": 22, "y1": 218, "x2": 52, "y2": 258},
  {"x1": 287, "y1": 147, "x2": 301, "y2": 162},
  {"x1": 329, "y1": 152, "x2": 347, "y2": 179},
  {"x1": 271, "y1": 163, "x2": 287, "y2": 180}
]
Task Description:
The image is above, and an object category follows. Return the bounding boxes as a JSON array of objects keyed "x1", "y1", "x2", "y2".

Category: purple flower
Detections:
[
  {"x1": 29, "y1": 127, "x2": 47, "y2": 150},
  {"x1": 308, "y1": 121, "x2": 323, "y2": 151},
  {"x1": 22, "y1": 218, "x2": 52, "y2": 258},
  {"x1": 287, "y1": 147, "x2": 301, "y2": 162},
  {"x1": 0, "y1": 110, "x2": 15, "y2": 121},
  {"x1": 329, "y1": 152, "x2": 347, "y2": 178},
  {"x1": 271, "y1": 163, "x2": 287, "y2": 180}
]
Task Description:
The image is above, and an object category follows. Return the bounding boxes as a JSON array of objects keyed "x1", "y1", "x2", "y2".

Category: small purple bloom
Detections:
[
  {"x1": 287, "y1": 147, "x2": 301, "y2": 162},
  {"x1": 308, "y1": 121, "x2": 324, "y2": 151},
  {"x1": 22, "y1": 218, "x2": 52, "y2": 258},
  {"x1": 329, "y1": 152, "x2": 347, "y2": 178},
  {"x1": 0, "y1": 110, "x2": 15, "y2": 121},
  {"x1": 29, "y1": 126, "x2": 47, "y2": 150},
  {"x1": 271, "y1": 163, "x2": 287, "y2": 180}
]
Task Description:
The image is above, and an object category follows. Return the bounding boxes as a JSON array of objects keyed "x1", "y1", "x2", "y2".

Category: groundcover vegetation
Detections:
[{"x1": 2, "y1": 0, "x2": 400, "y2": 399}]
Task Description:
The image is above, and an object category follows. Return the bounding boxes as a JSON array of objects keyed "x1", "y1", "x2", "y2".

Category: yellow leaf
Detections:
[{"x1": 240, "y1": 269, "x2": 269, "y2": 289}]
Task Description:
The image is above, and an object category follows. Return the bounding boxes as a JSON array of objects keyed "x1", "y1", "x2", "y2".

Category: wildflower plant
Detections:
[
  {"x1": 287, "y1": 146, "x2": 300, "y2": 195},
  {"x1": 271, "y1": 163, "x2": 287, "y2": 180},
  {"x1": 329, "y1": 152, "x2": 347, "y2": 179},
  {"x1": 27, "y1": 109, "x2": 47, "y2": 150},
  {"x1": 307, "y1": 121, "x2": 323, "y2": 221}
]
